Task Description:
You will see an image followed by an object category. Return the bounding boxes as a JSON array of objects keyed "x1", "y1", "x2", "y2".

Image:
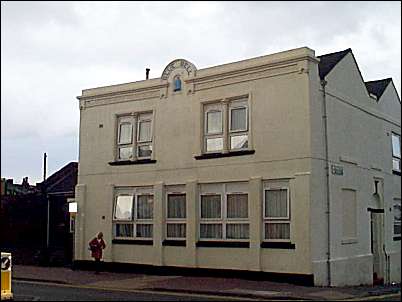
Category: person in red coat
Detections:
[{"x1": 89, "y1": 232, "x2": 106, "y2": 274}]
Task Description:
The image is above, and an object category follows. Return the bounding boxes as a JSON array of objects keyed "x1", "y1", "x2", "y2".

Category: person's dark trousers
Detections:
[{"x1": 95, "y1": 258, "x2": 101, "y2": 274}]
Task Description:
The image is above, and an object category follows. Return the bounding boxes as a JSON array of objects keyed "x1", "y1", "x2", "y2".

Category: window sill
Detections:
[
  {"x1": 162, "y1": 240, "x2": 186, "y2": 247},
  {"x1": 112, "y1": 239, "x2": 153, "y2": 245},
  {"x1": 392, "y1": 170, "x2": 401, "y2": 176},
  {"x1": 196, "y1": 241, "x2": 250, "y2": 248},
  {"x1": 367, "y1": 208, "x2": 384, "y2": 213},
  {"x1": 260, "y1": 242, "x2": 295, "y2": 249},
  {"x1": 194, "y1": 150, "x2": 255, "y2": 160},
  {"x1": 341, "y1": 238, "x2": 358, "y2": 245},
  {"x1": 393, "y1": 236, "x2": 401, "y2": 241},
  {"x1": 109, "y1": 159, "x2": 157, "y2": 166}
]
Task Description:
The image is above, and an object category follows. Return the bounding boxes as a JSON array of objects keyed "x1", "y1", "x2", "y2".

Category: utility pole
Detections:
[{"x1": 43, "y1": 153, "x2": 50, "y2": 264}]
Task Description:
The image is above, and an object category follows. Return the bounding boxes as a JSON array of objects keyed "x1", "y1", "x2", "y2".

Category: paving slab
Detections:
[{"x1": 87, "y1": 276, "x2": 183, "y2": 290}]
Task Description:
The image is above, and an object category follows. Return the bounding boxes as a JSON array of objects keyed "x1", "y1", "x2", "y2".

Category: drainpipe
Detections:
[
  {"x1": 321, "y1": 79, "x2": 331, "y2": 286},
  {"x1": 382, "y1": 245, "x2": 390, "y2": 284}
]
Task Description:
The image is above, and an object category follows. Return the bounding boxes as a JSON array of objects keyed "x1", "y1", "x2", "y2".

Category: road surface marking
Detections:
[{"x1": 14, "y1": 280, "x2": 262, "y2": 301}]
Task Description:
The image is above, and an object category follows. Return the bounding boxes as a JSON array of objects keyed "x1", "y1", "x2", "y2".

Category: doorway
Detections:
[{"x1": 370, "y1": 209, "x2": 385, "y2": 285}]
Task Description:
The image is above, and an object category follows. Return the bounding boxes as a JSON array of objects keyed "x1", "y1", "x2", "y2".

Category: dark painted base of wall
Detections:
[{"x1": 72, "y1": 260, "x2": 314, "y2": 286}]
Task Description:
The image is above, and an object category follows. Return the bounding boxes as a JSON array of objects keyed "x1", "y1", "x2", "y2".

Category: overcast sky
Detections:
[{"x1": 1, "y1": 1, "x2": 401, "y2": 184}]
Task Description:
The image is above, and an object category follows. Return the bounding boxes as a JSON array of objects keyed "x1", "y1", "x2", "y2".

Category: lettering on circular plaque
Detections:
[{"x1": 161, "y1": 59, "x2": 197, "y2": 81}]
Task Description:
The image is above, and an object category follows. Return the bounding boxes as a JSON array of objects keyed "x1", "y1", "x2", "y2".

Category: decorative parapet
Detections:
[{"x1": 77, "y1": 84, "x2": 166, "y2": 108}]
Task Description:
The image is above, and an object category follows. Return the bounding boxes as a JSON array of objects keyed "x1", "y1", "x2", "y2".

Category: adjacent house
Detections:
[
  {"x1": 74, "y1": 47, "x2": 400, "y2": 286},
  {"x1": 0, "y1": 162, "x2": 78, "y2": 266}
]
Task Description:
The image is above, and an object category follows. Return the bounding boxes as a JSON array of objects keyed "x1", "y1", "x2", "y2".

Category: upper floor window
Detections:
[
  {"x1": 392, "y1": 133, "x2": 401, "y2": 173},
  {"x1": 203, "y1": 98, "x2": 249, "y2": 153},
  {"x1": 113, "y1": 187, "x2": 154, "y2": 239},
  {"x1": 116, "y1": 112, "x2": 153, "y2": 161},
  {"x1": 229, "y1": 103, "x2": 248, "y2": 150}
]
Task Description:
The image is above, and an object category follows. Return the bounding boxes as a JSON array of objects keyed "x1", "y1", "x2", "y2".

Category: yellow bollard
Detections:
[{"x1": 1, "y1": 252, "x2": 13, "y2": 300}]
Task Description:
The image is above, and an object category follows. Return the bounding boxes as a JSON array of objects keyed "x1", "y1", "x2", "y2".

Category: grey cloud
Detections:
[{"x1": 1, "y1": 1, "x2": 400, "y2": 182}]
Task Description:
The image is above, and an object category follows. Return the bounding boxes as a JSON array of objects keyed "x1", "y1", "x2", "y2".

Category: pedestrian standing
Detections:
[{"x1": 89, "y1": 232, "x2": 106, "y2": 274}]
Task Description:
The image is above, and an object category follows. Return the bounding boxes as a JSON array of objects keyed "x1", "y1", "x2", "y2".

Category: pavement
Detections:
[{"x1": 12, "y1": 265, "x2": 401, "y2": 301}]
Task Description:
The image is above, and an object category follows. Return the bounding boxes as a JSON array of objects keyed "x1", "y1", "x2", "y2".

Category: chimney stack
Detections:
[
  {"x1": 43, "y1": 152, "x2": 47, "y2": 181},
  {"x1": 146, "y1": 68, "x2": 150, "y2": 80}
]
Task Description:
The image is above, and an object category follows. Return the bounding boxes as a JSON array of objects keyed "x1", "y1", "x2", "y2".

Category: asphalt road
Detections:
[{"x1": 12, "y1": 280, "x2": 256, "y2": 301}]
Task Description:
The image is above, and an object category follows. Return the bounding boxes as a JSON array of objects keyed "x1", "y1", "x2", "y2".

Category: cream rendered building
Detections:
[{"x1": 74, "y1": 47, "x2": 401, "y2": 286}]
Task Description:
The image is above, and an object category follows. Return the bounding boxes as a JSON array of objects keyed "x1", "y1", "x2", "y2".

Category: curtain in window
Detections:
[
  {"x1": 119, "y1": 147, "x2": 133, "y2": 160},
  {"x1": 227, "y1": 223, "x2": 249, "y2": 239},
  {"x1": 230, "y1": 107, "x2": 247, "y2": 131},
  {"x1": 167, "y1": 194, "x2": 186, "y2": 218},
  {"x1": 227, "y1": 194, "x2": 248, "y2": 218},
  {"x1": 137, "y1": 195, "x2": 153, "y2": 219},
  {"x1": 394, "y1": 204, "x2": 401, "y2": 235},
  {"x1": 207, "y1": 111, "x2": 222, "y2": 134},
  {"x1": 138, "y1": 145, "x2": 152, "y2": 158},
  {"x1": 114, "y1": 195, "x2": 134, "y2": 220},
  {"x1": 230, "y1": 135, "x2": 248, "y2": 150},
  {"x1": 265, "y1": 223, "x2": 290, "y2": 239},
  {"x1": 138, "y1": 120, "x2": 151, "y2": 142},
  {"x1": 265, "y1": 189, "x2": 287, "y2": 218},
  {"x1": 206, "y1": 137, "x2": 223, "y2": 152},
  {"x1": 200, "y1": 224, "x2": 222, "y2": 238},
  {"x1": 119, "y1": 123, "x2": 133, "y2": 144},
  {"x1": 167, "y1": 223, "x2": 186, "y2": 238},
  {"x1": 115, "y1": 223, "x2": 133, "y2": 237},
  {"x1": 392, "y1": 134, "x2": 401, "y2": 157},
  {"x1": 201, "y1": 195, "x2": 221, "y2": 218},
  {"x1": 136, "y1": 224, "x2": 153, "y2": 238}
]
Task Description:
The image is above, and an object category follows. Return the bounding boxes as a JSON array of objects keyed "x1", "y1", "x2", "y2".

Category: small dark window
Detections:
[{"x1": 174, "y1": 76, "x2": 182, "y2": 92}]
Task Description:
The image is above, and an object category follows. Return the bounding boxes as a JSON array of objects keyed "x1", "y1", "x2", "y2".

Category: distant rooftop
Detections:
[
  {"x1": 317, "y1": 48, "x2": 351, "y2": 80},
  {"x1": 365, "y1": 78, "x2": 392, "y2": 100}
]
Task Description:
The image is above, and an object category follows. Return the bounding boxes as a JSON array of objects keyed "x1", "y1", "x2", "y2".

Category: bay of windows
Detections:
[{"x1": 111, "y1": 182, "x2": 294, "y2": 245}]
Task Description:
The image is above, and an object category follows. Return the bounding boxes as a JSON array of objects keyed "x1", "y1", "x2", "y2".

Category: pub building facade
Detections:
[{"x1": 74, "y1": 47, "x2": 401, "y2": 286}]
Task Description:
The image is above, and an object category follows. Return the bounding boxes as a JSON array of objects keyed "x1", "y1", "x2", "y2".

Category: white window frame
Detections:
[
  {"x1": 202, "y1": 96, "x2": 250, "y2": 154},
  {"x1": 118, "y1": 121, "x2": 133, "y2": 145},
  {"x1": 165, "y1": 192, "x2": 187, "y2": 240},
  {"x1": 113, "y1": 191, "x2": 154, "y2": 240},
  {"x1": 136, "y1": 114, "x2": 153, "y2": 159},
  {"x1": 263, "y1": 187, "x2": 291, "y2": 242},
  {"x1": 199, "y1": 191, "x2": 249, "y2": 241},
  {"x1": 117, "y1": 117, "x2": 135, "y2": 160},
  {"x1": 392, "y1": 132, "x2": 401, "y2": 172},
  {"x1": 229, "y1": 102, "x2": 249, "y2": 151},
  {"x1": 116, "y1": 111, "x2": 153, "y2": 161},
  {"x1": 204, "y1": 107, "x2": 224, "y2": 153},
  {"x1": 394, "y1": 199, "x2": 401, "y2": 236}
]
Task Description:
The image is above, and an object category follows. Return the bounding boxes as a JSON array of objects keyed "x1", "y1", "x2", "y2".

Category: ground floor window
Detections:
[
  {"x1": 199, "y1": 182, "x2": 249, "y2": 240},
  {"x1": 113, "y1": 187, "x2": 153, "y2": 239},
  {"x1": 394, "y1": 199, "x2": 401, "y2": 236},
  {"x1": 263, "y1": 183, "x2": 290, "y2": 241},
  {"x1": 166, "y1": 192, "x2": 186, "y2": 239}
]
